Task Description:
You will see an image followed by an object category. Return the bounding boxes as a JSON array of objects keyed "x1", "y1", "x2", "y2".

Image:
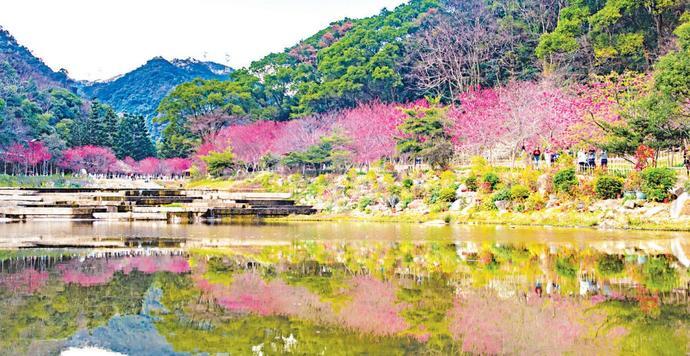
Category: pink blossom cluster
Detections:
[
  {"x1": 57, "y1": 145, "x2": 191, "y2": 176},
  {"x1": 197, "y1": 101, "x2": 407, "y2": 167},
  {"x1": 1, "y1": 141, "x2": 52, "y2": 166},
  {"x1": 450, "y1": 81, "x2": 584, "y2": 154}
]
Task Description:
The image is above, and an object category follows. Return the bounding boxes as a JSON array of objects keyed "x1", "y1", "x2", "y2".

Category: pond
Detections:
[{"x1": 0, "y1": 222, "x2": 689, "y2": 355}]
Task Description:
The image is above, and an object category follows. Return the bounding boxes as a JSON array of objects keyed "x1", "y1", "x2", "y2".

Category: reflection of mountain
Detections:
[{"x1": 67, "y1": 315, "x2": 179, "y2": 356}]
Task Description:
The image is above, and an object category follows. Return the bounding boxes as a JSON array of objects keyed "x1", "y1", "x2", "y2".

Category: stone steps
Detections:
[{"x1": 0, "y1": 187, "x2": 315, "y2": 221}]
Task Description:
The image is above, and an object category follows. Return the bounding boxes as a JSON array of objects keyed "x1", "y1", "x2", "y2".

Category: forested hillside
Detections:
[
  {"x1": 155, "y1": 0, "x2": 690, "y2": 165},
  {"x1": 1, "y1": 0, "x2": 689, "y2": 177}
]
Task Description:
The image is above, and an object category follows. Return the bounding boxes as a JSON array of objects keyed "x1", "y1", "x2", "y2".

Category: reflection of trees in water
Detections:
[
  {"x1": 195, "y1": 241, "x2": 688, "y2": 303},
  {"x1": 0, "y1": 244, "x2": 688, "y2": 354}
]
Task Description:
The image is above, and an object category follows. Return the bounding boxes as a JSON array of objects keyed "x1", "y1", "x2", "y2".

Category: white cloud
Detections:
[{"x1": 0, "y1": 0, "x2": 406, "y2": 81}]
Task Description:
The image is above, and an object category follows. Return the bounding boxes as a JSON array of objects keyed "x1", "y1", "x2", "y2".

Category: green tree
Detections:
[
  {"x1": 80, "y1": 101, "x2": 119, "y2": 148},
  {"x1": 282, "y1": 135, "x2": 352, "y2": 173},
  {"x1": 201, "y1": 148, "x2": 236, "y2": 177},
  {"x1": 396, "y1": 101, "x2": 453, "y2": 168},
  {"x1": 115, "y1": 114, "x2": 157, "y2": 160}
]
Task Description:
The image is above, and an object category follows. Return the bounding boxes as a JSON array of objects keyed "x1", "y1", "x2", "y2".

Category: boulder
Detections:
[
  {"x1": 423, "y1": 219, "x2": 448, "y2": 226},
  {"x1": 449, "y1": 200, "x2": 464, "y2": 212},
  {"x1": 455, "y1": 184, "x2": 468, "y2": 198},
  {"x1": 670, "y1": 186, "x2": 684, "y2": 198},
  {"x1": 545, "y1": 196, "x2": 559, "y2": 209},
  {"x1": 576, "y1": 202, "x2": 585, "y2": 212},
  {"x1": 671, "y1": 192, "x2": 690, "y2": 219},
  {"x1": 494, "y1": 200, "x2": 509, "y2": 213},
  {"x1": 623, "y1": 200, "x2": 636, "y2": 210},
  {"x1": 407, "y1": 199, "x2": 430, "y2": 214},
  {"x1": 536, "y1": 174, "x2": 551, "y2": 195},
  {"x1": 368, "y1": 204, "x2": 388, "y2": 213},
  {"x1": 643, "y1": 205, "x2": 667, "y2": 218}
]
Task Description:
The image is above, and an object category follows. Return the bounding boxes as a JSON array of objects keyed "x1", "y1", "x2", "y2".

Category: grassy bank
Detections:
[{"x1": 0, "y1": 174, "x2": 88, "y2": 188}]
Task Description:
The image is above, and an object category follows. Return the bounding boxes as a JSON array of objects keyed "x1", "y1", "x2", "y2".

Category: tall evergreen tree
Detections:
[
  {"x1": 115, "y1": 114, "x2": 157, "y2": 160},
  {"x1": 82, "y1": 102, "x2": 118, "y2": 147}
]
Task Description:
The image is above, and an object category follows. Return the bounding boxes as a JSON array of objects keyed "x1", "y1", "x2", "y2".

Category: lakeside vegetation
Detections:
[{"x1": 1, "y1": 0, "x2": 690, "y2": 233}]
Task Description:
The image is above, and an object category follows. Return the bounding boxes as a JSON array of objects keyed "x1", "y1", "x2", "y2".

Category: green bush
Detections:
[
  {"x1": 594, "y1": 175, "x2": 624, "y2": 199},
  {"x1": 357, "y1": 197, "x2": 373, "y2": 211},
  {"x1": 201, "y1": 149, "x2": 236, "y2": 177},
  {"x1": 640, "y1": 167, "x2": 677, "y2": 202},
  {"x1": 438, "y1": 185, "x2": 457, "y2": 203},
  {"x1": 491, "y1": 188, "x2": 512, "y2": 203},
  {"x1": 402, "y1": 178, "x2": 414, "y2": 189},
  {"x1": 482, "y1": 172, "x2": 501, "y2": 191},
  {"x1": 509, "y1": 184, "x2": 531, "y2": 201},
  {"x1": 553, "y1": 168, "x2": 578, "y2": 194},
  {"x1": 464, "y1": 175, "x2": 478, "y2": 192}
]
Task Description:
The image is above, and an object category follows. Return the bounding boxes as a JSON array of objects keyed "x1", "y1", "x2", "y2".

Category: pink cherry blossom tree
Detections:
[
  {"x1": 334, "y1": 101, "x2": 406, "y2": 165},
  {"x1": 58, "y1": 146, "x2": 117, "y2": 175}
]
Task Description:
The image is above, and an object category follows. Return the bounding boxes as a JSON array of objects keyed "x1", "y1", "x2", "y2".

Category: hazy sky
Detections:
[{"x1": 0, "y1": 0, "x2": 406, "y2": 81}]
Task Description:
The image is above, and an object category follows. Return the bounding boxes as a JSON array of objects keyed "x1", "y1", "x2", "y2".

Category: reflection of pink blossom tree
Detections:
[
  {"x1": 0, "y1": 268, "x2": 49, "y2": 294},
  {"x1": 59, "y1": 256, "x2": 190, "y2": 286},
  {"x1": 194, "y1": 267, "x2": 409, "y2": 337},
  {"x1": 195, "y1": 271, "x2": 336, "y2": 324},
  {"x1": 339, "y1": 276, "x2": 409, "y2": 336},
  {"x1": 448, "y1": 291, "x2": 599, "y2": 354}
]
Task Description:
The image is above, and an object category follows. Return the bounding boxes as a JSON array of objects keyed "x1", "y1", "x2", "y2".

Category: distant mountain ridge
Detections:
[
  {"x1": 81, "y1": 57, "x2": 233, "y2": 118},
  {"x1": 1, "y1": 26, "x2": 232, "y2": 119},
  {"x1": 0, "y1": 26, "x2": 76, "y2": 90}
]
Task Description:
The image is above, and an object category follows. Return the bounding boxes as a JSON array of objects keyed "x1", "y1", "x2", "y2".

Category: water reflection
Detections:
[{"x1": 0, "y1": 237, "x2": 688, "y2": 355}]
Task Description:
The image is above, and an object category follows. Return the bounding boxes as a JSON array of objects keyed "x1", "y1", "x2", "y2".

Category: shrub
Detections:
[
  {"x1": 438, "y1": 185, "x2": 457, "y2": 203},
  {"x1": 640, "y1": 167, "x2": 677, "y2": 202},
  {"x1": 519, "y1": 167, "x2": 540, "y2": 191},
  {"x1": 553, "y1": 168, "x2": 577, "y2": 194},
  {"x1": 402, "y1": 178, "x2": 414, "y2": 189},
  {"x1": 400, "y1": 191, "x2": 414, "y2": 209},
  {"x1": 482, "y1": 172, "x2": 501, "y2": 191},
  {"x1": 642, "y1": 257, "x2": 677, "y2": 292},
  {"x1": 491, "y1": 188, "x2": 512, "y2": 203},
  {"x1": 623, "y1": 170, "x2": 642, "y2": 191},
  {"x1": 525, "y1": 192, "x2": 546, "y2": 211},
  {"x1": 439, "y1": 170, "x2": 457, "y2": 184},
  {"x1": 470, "y1": 156, "x2": 490, "y2": 175},
  {"x1": 465, "y1": 175, "x2": 478, "y2": 192},
  {"x1": 510, "y1": 185, "x2": 531, "y2": 201},
  {"x1": 594, "y1": 176, "x2": 624, "y2": 199},
  {"x1": 357, "y1": 197, "x2": 373, "y2": 211}
]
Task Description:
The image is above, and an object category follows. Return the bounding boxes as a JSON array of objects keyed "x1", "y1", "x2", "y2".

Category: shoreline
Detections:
[{"x1": 270, "y1": 210, "x2": 690, "y2": 233}]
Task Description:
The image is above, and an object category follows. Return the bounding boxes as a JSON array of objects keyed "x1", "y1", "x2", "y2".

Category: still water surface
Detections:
[{"x1": 0, "y1": 222, "x2": 689, "y2": 355}]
